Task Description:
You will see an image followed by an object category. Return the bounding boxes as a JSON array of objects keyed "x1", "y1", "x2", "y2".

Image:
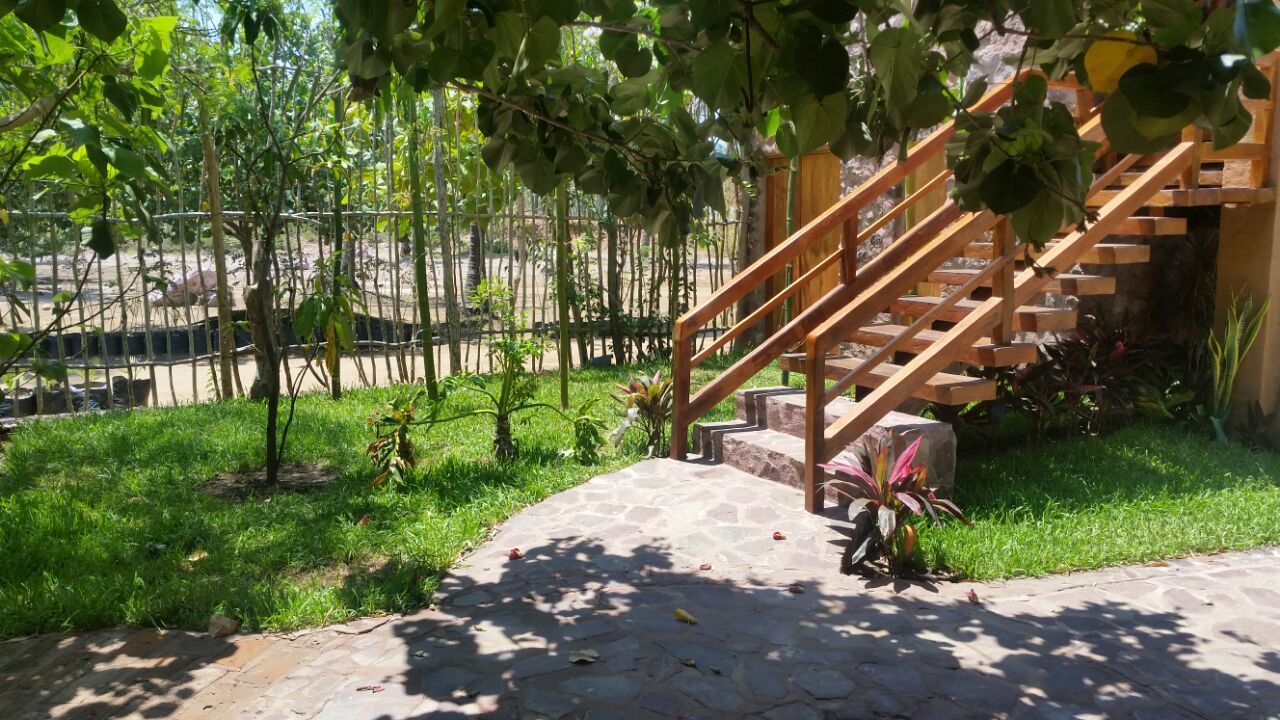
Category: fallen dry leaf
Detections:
[
  {"x1": 680, "y1": 658, "x2": 696, "y2": 667},
  {"x1": 772, "y1": 531, "x2": 786, "y2": 541},
  {"x1": 787, "y1": 583, "x2": 805, "y2": 594},
  {"x1": 186, "y1": 549, "x2": 208, "y2": 563},
  {"x1": 569, "y1": 649, "x2": 600, "y2": 664},
  {"x1": 674, "y1": 608, "x2": 698, "y2": 625},
  {"x1": 1147, "y1": 560, "x2": 1169, "y2": 568},
  {"x1": 508, "y1": 548, "x2": 525, "y2": 560},
  {"x1": 358, "y1": 515, "x2": 370, "y2": 526},
  {"x1": 356, "y1": 685, "x2": 384, "y2": 693},
  {"x1": 698, "y1": 563, "x2": 712, "y2": 571}
]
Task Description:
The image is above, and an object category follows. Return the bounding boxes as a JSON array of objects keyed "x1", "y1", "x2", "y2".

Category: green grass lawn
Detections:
[
  {"x1": 921, "y1": 424, "x2": 1280, "y2": 579},
  {"x1": 0, "y1": 360, "x2": 780, "y2": 638},
  {"x1": 1, "y1": 358, "x2": 1277, "y2": 638}
]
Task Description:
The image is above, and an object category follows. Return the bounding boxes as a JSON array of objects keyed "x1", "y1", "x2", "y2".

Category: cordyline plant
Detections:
[
  {"x1": 822, "y1": 436, "x2": 970, "y2": 575},
  {"x1": 610, "y1": 371, "x2": 673, "y2": 457}
]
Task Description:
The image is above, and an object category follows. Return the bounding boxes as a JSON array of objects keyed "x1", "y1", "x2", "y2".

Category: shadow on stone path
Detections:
[{"x1": 2, "y1": 458, "x2": 1279, "y2": 719}]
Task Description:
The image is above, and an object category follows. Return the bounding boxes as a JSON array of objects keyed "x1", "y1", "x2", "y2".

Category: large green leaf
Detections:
[
  {"x1": 15, "y1": 0, "x2": 65, "y2": 31},
  {"x1": 613, "y1": 39, "x2": 652, "y2": 79},
  {"x1": 424, "y1": 0, "x2": 464, "y2": 42},
  {"x1": 691, "y1": 40, "x2": 745, "y2": 110},
  {"x1": 1144, "y1": 0, "x2": 1202, "y2": 46},
  {"x1": 1010, "y1": 191, "x2": 1064, "y2": 249},
  {"x1": 1020, "y1": 0, "x2": 1077, "y2": 38},
  {"x1": 791, "y1": 93, "x2": 847, "y2": 155},
  {"x1": 516, "y1": 16, "x2": 560, "y2": 74},
  {"x1": 76, "y1": 0, "x2": 127, "y2": 43},
  {"x1": 869, "y1": 26, "x2": 924, "y2": 108},
  {"x1": 1236, "y1": 0, "x2": 1280, "y2": 56},
  {"x1": 1101, "y1": 90, "x2": 1179, "y2": 154}
]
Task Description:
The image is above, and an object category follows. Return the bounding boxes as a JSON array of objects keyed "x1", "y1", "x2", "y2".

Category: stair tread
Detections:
[
  {"x1": 891, "y1": 295, "x2": 1076, "y2": 333},
  {"x1": 778, "y1": 354, "x2": 995, "y2": 405},
  {"x1": 849, "y1": 323, "x2": 1039, "y2": 366},
  {"x1": 962, "y1": 242, "x2": 1151, "y2": 265},
  {"x1": 926, "y1": 267, "x2": 1116, "y2": 296}
]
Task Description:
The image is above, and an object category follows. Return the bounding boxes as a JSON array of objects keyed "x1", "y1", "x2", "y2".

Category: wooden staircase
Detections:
[{"x1": 671, "y1": 61, "x2": 1278, "y2": 513}]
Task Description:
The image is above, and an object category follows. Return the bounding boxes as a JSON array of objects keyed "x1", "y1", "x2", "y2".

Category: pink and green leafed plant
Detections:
[{"x1": 822, "y1": 435, "x2": 970, "y2": 575}]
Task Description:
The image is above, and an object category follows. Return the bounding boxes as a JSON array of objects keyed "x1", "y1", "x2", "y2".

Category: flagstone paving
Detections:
[{"x1": 3, "y1": 458, "x2": 1279, "y2": 719}]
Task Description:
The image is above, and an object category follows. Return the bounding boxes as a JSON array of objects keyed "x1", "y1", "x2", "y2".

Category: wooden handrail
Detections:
[
  {"x1": 691, "y1": 246, "x2": 843, "y2": 366},
  {"x1": 804, "y1": 143, "x2": 1196, "y2": 511},
  {"x1": 674, "y1": 74, "x2": 1036, "y2": 340}
]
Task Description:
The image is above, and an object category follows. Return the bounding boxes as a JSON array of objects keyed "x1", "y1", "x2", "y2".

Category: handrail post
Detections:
[
  {"x1": 1180, "y1": 126, "x2": 1203, "y2": 190},
  {"x1": 841, "y1": 216, "x2": 858, "y2": 284},
  {"x1": 804, "y1": 348, "x2": 826, "y2": 513},
  {"x1": 670, "y1": 331, "x2": 691, "y2": 460},
  {"x1": 991, "y1": 218, "x2": 1016, "y2": 345}
]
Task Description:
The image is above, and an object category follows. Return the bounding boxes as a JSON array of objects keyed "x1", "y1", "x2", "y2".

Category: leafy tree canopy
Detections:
[{"x1": 334, "y1": 0, "x2": 1280, "y2": 246}]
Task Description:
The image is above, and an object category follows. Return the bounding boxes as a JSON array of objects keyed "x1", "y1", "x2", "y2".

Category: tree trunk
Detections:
[
  {"x1": 605, "y1": 217, "x2": 625, "y2": 365},
  {"x1": 329, "y1": 95, "x2": 346, "y2": 400},
  {"x1": 200, "y1": 102, "x2": 236, "y2": 400},
  {"x1": 431, "y1": 86, "x2": 462, "y2": 374},
  {"x1": 245, "y1": 229, "x2": 281, "y2": 483},
  {"x1": 406, "y1": 99, "x2": 440, "y2": 399},
  {"x1": 734, "y1": 153, "x2": 768, "y2": 353},
  {"x1": 493, "y1": 413, "x2": 515, "y2": 459},
  {"x1": 555, "y1": 185, "x2": 571, "y2": 409}
]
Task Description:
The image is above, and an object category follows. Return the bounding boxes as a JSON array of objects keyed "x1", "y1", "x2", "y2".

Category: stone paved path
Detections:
[{"x1": 3, "y1": 458, "x2": 1279, "y2": 719}]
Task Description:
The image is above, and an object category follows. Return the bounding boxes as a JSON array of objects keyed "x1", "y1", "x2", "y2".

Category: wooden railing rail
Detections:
[{"x1": 800, "y1": 142, "x2": 1196, "y2": 511}]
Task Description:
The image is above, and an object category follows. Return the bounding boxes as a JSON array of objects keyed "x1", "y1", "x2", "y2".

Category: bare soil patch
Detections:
[{"x1": 203, "y1": 462, "x2": 339, "y2": 500}]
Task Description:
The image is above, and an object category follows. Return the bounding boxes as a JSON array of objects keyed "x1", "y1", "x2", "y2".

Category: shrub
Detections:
[{"x1": 822, "y1": 435, "x2": 969, "y2": 576}]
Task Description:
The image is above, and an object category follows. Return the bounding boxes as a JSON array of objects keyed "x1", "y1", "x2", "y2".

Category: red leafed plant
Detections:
[{"x1": 821, "y1": 435, "x2": 970, "y2": 575}]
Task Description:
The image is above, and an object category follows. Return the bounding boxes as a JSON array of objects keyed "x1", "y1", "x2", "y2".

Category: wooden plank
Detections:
[
  {"x1": 964, "y1": 242, "x2": 1151, "y2": 264},
  {"x1": 1120, "y1": 169, "x2": 1222, "y2": 187},
  {"x1": 849, "y1": 324, "x2": 1038, "y2": 366},
  {"x1": 779, "y1": 355, "x2": 996, "y2": 405},
  {"x1": 889, "y1": 295, "x2": 1077, "y2": 333}
]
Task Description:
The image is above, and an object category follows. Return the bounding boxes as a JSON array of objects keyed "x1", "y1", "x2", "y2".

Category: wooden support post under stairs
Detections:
[
  {"x1": 671, "y1": 337, "x2": 691, "y2": 460},
  {"x1": 1181, "y1": 126, "x2": 1204, "y2": 190},
  {"x1": 991, "y1": 218, "x2": 1017, "y2": 345}
]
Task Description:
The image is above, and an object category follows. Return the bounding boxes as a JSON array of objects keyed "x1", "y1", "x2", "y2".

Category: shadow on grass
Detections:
[{"x1": 362, "y1": 536, "x2": 1280, "y2": 718}]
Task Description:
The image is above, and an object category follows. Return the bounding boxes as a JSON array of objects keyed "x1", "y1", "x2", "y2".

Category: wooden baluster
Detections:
[
  {"x1": 1181, "y1": 126, "x2": 1203, "y2": 190},
  {"x1": 804, "y1": 350, "x2": 826, "y2": 514},
  {"x1": 670, "y1": 334, "x2": 691, "y2": 460},
  {"x1": 841, "y1": 216, "x2": 858, "y2": 284},
  {"x1": 991, "y1": 218, "x2": 1016, "y2": 346}
]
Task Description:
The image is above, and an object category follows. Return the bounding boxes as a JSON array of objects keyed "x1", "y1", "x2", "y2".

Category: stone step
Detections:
[
  {"x1": 778, "y1": 354, "x2": 997, "y2": 405},
  {"x1": 889, "y1": 295, "x2": 1077, "y2": 333},
  {"x1": 695, "y1": 388, "x2": 957, "y2": 495},
  {"x1": 849, "y1": 324, "x2": 1038, "y2": 366}
]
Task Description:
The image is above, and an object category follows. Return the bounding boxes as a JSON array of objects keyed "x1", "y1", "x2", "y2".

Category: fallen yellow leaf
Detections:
[{"x1": 674, "y1": 608, "x2": 698, "y2": 625}]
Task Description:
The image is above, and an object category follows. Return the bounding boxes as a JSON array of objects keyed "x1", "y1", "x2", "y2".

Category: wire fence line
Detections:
[{"x1": 1, "y1": 190, "x2": 746, "y2": 418}]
